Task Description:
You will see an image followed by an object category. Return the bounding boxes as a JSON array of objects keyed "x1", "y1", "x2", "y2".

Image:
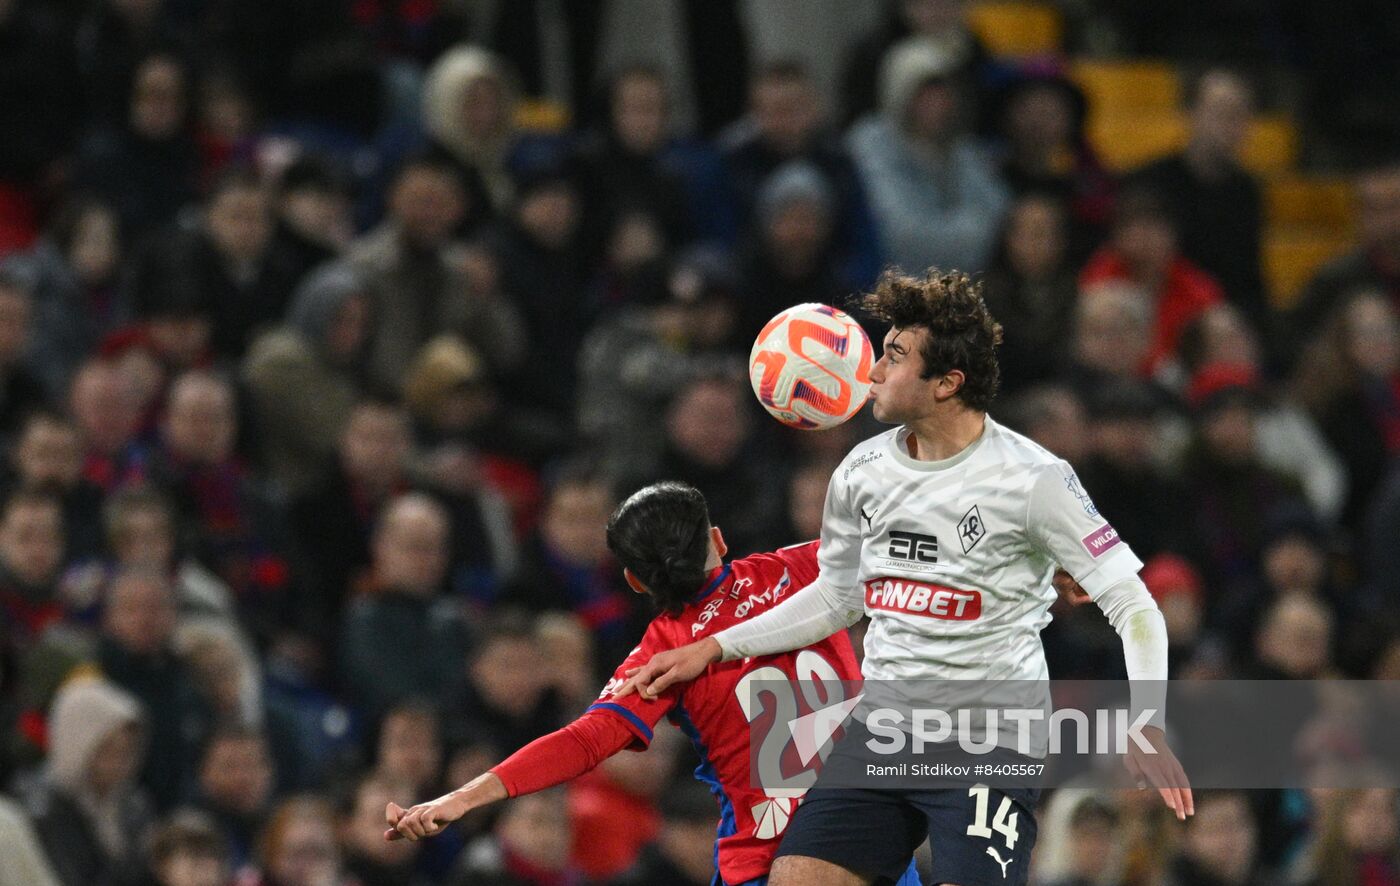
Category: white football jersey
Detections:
[{"x1": 821, "y1": 417, "x2": 1144, "y2": 684}]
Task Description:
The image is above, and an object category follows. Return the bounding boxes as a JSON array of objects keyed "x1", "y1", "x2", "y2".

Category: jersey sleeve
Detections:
[
  {"x1": 1026, "y1": 462, "x2": 1144, "y2": 598},
  {"x1": 815, "y1": 464, "x2": 864, "y2": 597},
  {"x1": 588, "y1": 622, "x2": 682, "y2": 750},
  {"x1": 770, "y1": 540, "x2": 821, "y2": 590}
]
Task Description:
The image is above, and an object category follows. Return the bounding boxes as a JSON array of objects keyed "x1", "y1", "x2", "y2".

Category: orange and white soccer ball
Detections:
[{"x1": 749, "y1": 303, "x2": 874, "y2": 430}]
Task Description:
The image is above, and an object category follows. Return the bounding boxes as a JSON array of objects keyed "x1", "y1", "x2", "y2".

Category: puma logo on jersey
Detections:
[
  {"x1": 860, "y1": 505, "x2": 877, "y2": 531},
  {"x1": 986, "y1": 846, "x2": 1011, "y2": 878},
  {"x1": 864, "y1": 578, "x2": 981, "y2": 619}
]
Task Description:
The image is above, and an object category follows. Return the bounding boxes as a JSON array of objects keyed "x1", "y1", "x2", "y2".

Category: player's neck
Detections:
[{"x1": 904, "y1": 407, "x2": 986, "y2": 462}]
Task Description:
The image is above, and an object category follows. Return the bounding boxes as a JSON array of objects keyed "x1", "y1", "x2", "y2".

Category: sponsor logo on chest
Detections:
[{"x1": 864, "y1": 578, "x2": 982, "y2": 619}]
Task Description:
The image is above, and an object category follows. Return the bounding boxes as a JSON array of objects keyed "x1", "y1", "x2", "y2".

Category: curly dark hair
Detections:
[{"x1": 860, "y1": 268, "x2": 1004, "y2": 411}]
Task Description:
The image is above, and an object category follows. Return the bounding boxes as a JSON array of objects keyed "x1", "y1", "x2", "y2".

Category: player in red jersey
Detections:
[{"x1": 384, "y1": 481, "x2": 919, "y2": 886}]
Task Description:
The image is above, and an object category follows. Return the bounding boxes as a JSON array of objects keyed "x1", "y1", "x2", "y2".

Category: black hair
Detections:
[{"x1": 606, "y1": 482, "x2": 712, "y2": 616}]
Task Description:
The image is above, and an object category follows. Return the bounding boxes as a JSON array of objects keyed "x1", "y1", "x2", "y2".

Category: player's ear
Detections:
[
  {"x1": 622, "y1": 568, "x2": 649, "y2": 595},
  {"x1": 710, "y1": 526, "x2": 728, "y2": 560},
  {"x1": 934, "y1": 368, "x2": 966, "y2": 402}
]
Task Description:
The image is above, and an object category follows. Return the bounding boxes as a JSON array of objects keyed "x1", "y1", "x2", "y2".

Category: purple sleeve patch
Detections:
[{"x1": 1081, "y1": 524, "x2": 1121, "y2": 558}]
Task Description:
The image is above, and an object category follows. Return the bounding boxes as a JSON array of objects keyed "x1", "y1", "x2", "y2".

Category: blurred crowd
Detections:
[{"x1": 1, "y1": 0, "x2": 1399, "y2": 884}]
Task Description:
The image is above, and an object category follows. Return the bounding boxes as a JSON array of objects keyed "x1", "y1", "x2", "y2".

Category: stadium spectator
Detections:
[
  {"x1": 446, "y1": 612, "x2": 560, "y2": 754},
  {"x1": 993, "y1": 67, "x2": 1114, "y2": 257},
  {"x1": 1179, "y1": 372, "x2": 1307, "y2": 595},
  {"x1": 124, "y1": 167, "x2": 303, "y2": 360},
  {"x1": 1286, "y1": 160, "x2": 1400, "y2": 361},
  {"x1": 1005, "y1": 384, "x2": 1091, "y2": 467},
  {"x1": 848, "y1": 37, "x2": 1009, "y2": 275},
  {"x1": 1063, "y1": 282, "x2": 1160, "y2": 400},
  {"x1": 373, "y1": 701, "x2": 444, "y2": 799},
  {"x1": 494, "y1": 165, "x2": 590, "y2": 418},
  {"x1": 2, "y1": 199, "x2": 127, "y2": 396},
  {"x1": 1250, "y1": 593, "x2": 1337, "y2": 680},
  {"x1": 1076, "y1": 381, "x2": 1193, "y2": 561},
  {"x1": 452, "y1": 788, "x2": 577, "y2": 886},
  {"x1": 6, "y1": 413, "x2": 106, "y2": 562},
  {"x1": 735, "y1": 161, "x2": 848, "y2": 337},
  {"x1": 1165, "y1": 790, "x2": 1267, "y2": 885},
  {"x1": 1290, "y1": 788, "x2": 1400, "y2": 886},
  {"x1": 346, "y1": 155, "x2": 523, "y2": 391},
  {"x1": 74, "y1": 52, "x2": 201, "y2": 240},
  {"x1": 1037, "y1": 792, "x2": 1125, "y2": 886},
  {"x1": 420, "y1": 46, "x2": 519, "y2": 224},
  {"x1": 148, "y1": 371, "x2": 291, "y2": 637},
  {"x1": 1177, "y1": 307, "x2": 1347, "y2": 523},
  {"x1": 26, "y1": 677, "x2": 151, "y2": 886},
  {"x1": 1134, "y1": 70, "x2": 1267, "y2": 333},
  {"x1": 338, "y1": 493, "x2": 469, "y2": 719},
  {"x1": 145, "y1": 808, "x2": 233, "y2": 886},
  {"x1": 0, "y1": 489, "x2": 68, "y2": 656},
  {"x1": 611, "y1": 779, "x2": 717, "y2": 886},
  {"x1": 289, "y1": 398, "x2": 412, "y2": 634},
  {"x1": 840, "y1": 0, "x2": 989, "y2": 127},
  {"x1": 1290, "y1": 289, "x2": 1400, "y2": 530},
  {"x1": 577, "y1": 248, "x2": 742, "y2": 478},
  {"x1": 193, "y1": 727, "x2": 275, "y2": 869},
  {"x1": 271, "y1": 156, "x2": 354, "y2": 282},
  {"x1": 338, "y1": 772, "x2": 425, "y2": 886},
  {"x1": 0, "y1": 274, "x2": 51, "y2": 440},
  {"x1": 980, "y1": 194, "x2": 1079, "y2": 394},
  {"x1": 782, "y1": 459, "x2": 834, "y2": 543},
  {"x1": 569, "y1": 65, "x2": 693, "y2": 263},
  {"x1": 721, "y1": 60, "x2": 881, "y2": 287},
  {"x1": 0, "y1": 793, "x2": 61, "y2": 886},
  {"x1": 242, "y1": 262, "x2": 371, "y2": 494},
  {"x1": 241, "y1": 794, "x2": 352, "y2": 886},
  {"x1": 1079, "y1": 188, "x2": 1225, "y2": 376},
  {"x1": 97, "y1": 567, "x2": 210, "y2": 809},
  {"x1": 500, "y1": 468, "x2": 635, "y2": 666},
  {"x1": 636, "y1": 371, "x2": 784, "y2": 556}
]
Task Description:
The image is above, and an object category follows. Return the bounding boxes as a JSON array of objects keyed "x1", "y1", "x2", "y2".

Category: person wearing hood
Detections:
[
  {"x1": 736, "y1": 160, "x2": 848, "y2": 336},
  {"x1": 420, "y1": 45, "x2": 521, "y2": 228},
  {"x1": 847, "y1": 37, "x2": 1010, "y2": 276},
  {"x1": 26, "y1": 677, "x2": 152, "y2": 886},
  {"x1": 243, "y1": 262, "x2": 371, "y2": 495}
]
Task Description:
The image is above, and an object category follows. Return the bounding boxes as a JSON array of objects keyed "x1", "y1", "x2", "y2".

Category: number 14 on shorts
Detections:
[{"x1": 966, "y1": 785, "x2": 1019, "y2": 878}]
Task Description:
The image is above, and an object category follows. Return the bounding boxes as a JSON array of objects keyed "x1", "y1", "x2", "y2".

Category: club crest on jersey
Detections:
[
  {"x1": 958, "y1": 504, "x2": 986, "y2": 553},
  {"x1": 1082, "y1": 523, "x2": 1121, "y2": 558},
  {"x1": 864, "y1": 578, "x2": 982, "y2": 619},
  {"x1": 1063, "y1": 470, "x2": 1098, "y2": 517}
]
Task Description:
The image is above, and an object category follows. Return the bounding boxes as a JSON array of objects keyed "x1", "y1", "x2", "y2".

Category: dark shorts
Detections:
[{"x1": 774, "y1": 785, "x2": 1040, "y2": 886}]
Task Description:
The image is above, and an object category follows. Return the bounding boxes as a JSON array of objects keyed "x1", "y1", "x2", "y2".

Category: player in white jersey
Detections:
[{"x1": 620, "y1": 270, "x2": 1192, "y2": 885}]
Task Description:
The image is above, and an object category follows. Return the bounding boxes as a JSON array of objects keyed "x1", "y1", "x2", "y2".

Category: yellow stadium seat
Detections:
[
  {"x1": 514, "y1": 99, "x2": 570, "y2": 134},
  {"x1": 1266, "y1": 177, "x2": 1355, "y2": 236},
  {"x1": 1071, "y1": 60, "x2": 1181, "y2": 118},
  {"x1": 966, "y1": 2, "x2": 1063, "y2": 57},
  {"x1": 1241, "y1": 115, "x2": 1299, "y2": 176},
  {"x1": 1086, "y1": 111, "x2": 1189, "y2": 172},
  {"x1": 1263, "y1": 233, "x2": 1354, "y2": 309}
]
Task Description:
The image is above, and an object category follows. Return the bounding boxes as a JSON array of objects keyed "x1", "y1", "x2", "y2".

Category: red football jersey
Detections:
[{"x1": 588, "y1": 541, "x2": 861, "y2": 885}]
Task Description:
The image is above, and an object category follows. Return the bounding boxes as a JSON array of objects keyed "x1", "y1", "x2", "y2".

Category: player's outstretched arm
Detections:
[
  {"x1": 385, "y1": 709, "x2": 642, "y2": 841},
  {"x1": 385, "y1": 771, "x2": 506, "y2": 841}
]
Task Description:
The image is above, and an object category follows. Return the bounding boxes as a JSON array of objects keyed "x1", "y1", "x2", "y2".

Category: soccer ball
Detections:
[{"x1": 749, "y1": 303, "x2": 874, "y2": 430}]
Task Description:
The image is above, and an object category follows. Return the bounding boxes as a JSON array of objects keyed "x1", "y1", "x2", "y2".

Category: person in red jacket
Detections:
[
  {"x1": 1079, "y1": 187, "x2": 1223, "y2": 376},
  {"x1": 385, "y1": 480, "x2": 920, "y2": 886}
]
